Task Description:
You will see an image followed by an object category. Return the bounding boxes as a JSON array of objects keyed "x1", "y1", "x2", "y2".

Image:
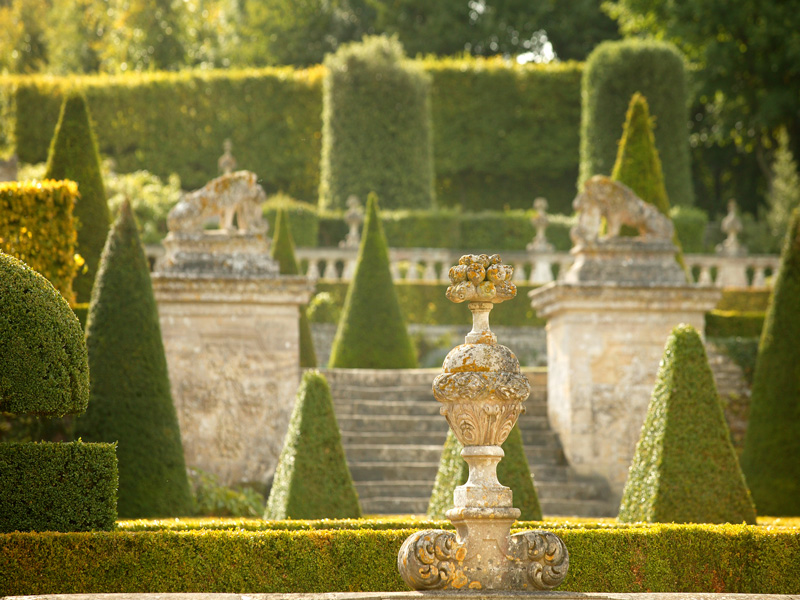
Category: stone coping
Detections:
[{"x1": 5, "y1": 593, "x2": 798, "y2": 600}]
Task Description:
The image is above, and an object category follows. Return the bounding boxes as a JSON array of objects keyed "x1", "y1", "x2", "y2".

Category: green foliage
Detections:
[
  {"x1": 263, "y1": 194, "x2": 320, "y2": 248},
  {"x1": 307, "y1": 291, "x2": 341, "y2": 324},
  {"x1": 0, "y1": 180, "x2": 80, "y2": 303},
  {"x1": 3, "y1": 524, "x2": 800, "y2": 594},
  {"x1": 271, "y1": 208, "x2": 317, "y2": 368},
  {"x1": 0, "y1": 252, "x2": 88, "y2": 417},
  {"x1": 6, "y1": 59, "x2": 583, "y2": 212},
  {"x1": 427, "y1": 57, "x2": 582, "y2": 212},
  {"x1": 716, "y1": 289, "x2": 771, "y2": 313},
  {"x1": 580, "y1": 39, "x2": 693, "y2": 206},
  {"x1": 0, "y1": 441, "x2": 117, "y2": 532},
  {"x1": 320, "y1": 35, "x2": 434, "y2": 211},
  {"x1": 740, "y1": 208, "x2": 800, "y2": 516},
  {"x1": 713, "y1": 337, "x2": 760, "y2": 387},
  {"x1": 43, "y1": 92, "x2": 109, "y2": 303},
  {"x1": 189, "y1": 469, "x2": 265, "y2": 518},
  {"x1": 75, "y1": 201, "x2": 193, "y2": 519},
  {"x1": 428, "y1": 426, "x2": 542, "y2": 521},
  {"x1": 327, "y1": 195, "x2": 418, "y2": 368},
  {"x1": 669, "y1": 205, "x2": 708, "y2": 253},
  {"x1": 265, "y1": 370, "x2": 361, "y2": 519},
  {"x1": 105, "y1": 166, "x2": 182, "y2": 245},
  {"x1": 618, "y1": 324, "x2": 756, "y2": 524},
  {"x1": 766, "y1": 128, "x2": 800, "y2": 241},
  {"x1": 705, "y1": 311, "x2": 765, "y2": 339}
]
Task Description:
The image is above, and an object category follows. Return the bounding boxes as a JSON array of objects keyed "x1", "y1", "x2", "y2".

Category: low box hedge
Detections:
[
  {"x1": 2, "y1": 522, "x2": 798, "y2": 594},
  {"x1": 0, "y1": 441, "x2": 118, "y2": 533},
  {"x1": 705, "y1": 310, "x2": 766, "y2": 338}
]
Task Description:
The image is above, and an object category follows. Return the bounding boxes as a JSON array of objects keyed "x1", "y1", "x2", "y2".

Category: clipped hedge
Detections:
[
  {"x1": 581, "y1": 39, "x2": 693, "y2": 206},
  {"x1": 44, "y1": 92, "x2": 109, "y2": 304},
  {"x1": 2, "y1": 524, "x2": 799, "y2": 594},
  {"x1": 0, "y1": 441, "x2": 118, "y2": 533},
  {"x1": 321, "y1": 36, "x2": 434, "y2": 211},
  {"x1": 262, "y1": 195, "x2": 319, "y2": 248},
  {"x1": 265, "y1": 371, "x2": 360, "y2": 519},
  {"x1": 705, "y1": 310, "x2": 766, "y2": 338},
  {"x1": 0, "y1": 180, "x2": 79, "y2": 304},
  {"x1": 3, "y1": 58, "x2": 582, "y2": 211},
  {"x1": 0, "y1": 253, "x2": 88, "y2": 416}
]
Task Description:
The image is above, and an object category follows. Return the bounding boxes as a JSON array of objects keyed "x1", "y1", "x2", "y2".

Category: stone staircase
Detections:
[{"x1": 322, "y1": 368, "x2": 617, "y2": 518}]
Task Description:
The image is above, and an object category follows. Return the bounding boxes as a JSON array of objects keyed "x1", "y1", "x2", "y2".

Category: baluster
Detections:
[
  {"x1": 405, "y1": 258, "x2": 419, "y2": 281},
  {"x1": 530, "y1": 257, "x2": 554, "y2": 284},
  {"x1": 342, "y1": 258, "x2": 357, "y2": 280},
  {"x1": 323, "y1": 258, "x2": 338, "y2": 280},
  {"x1": 390, "y1": 260, "x2": 401, "y2": 281},
  {"x1": 422, "y1": 260, "x2": 437, "y2": 282},
  {"x1": 752, "y1": 266, "x2": 766, "y2": 288},
  {"x1": 697, "y1": 265, "x2": 712, "y2": 285},
  {"x1": 306, "y1": 259, "x2": 320, "y2": 280}
]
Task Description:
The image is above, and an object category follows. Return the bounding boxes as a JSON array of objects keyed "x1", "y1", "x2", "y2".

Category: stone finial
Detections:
[
  {"x1": 339, "y1": 195, "x2": 363, "y2": 248},
  {"x1": 398, "y1": 252, "x2": 568, "y2": 592},
  {"x1": 527, "y1": 197, "x2": 554, "y2": 252},
  {"x1": 218, "y1": 139, "x2": 237, "y2": 175},
  {"x1": 716, "y1": 199, "x2": 746, "y2": 256}
]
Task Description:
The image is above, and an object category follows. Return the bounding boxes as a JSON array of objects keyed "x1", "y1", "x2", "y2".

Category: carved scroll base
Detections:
[{"x1": 397, "y1": 527, "x2": 569, "y2": 591}]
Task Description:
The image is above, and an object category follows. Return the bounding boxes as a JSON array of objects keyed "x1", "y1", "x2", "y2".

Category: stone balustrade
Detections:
[{"x1": 145, "y1": 244, "x2": 780, "y2": 288}]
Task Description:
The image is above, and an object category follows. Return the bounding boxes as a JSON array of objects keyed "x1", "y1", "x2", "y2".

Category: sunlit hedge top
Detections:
[{"x1": 0, "y1": 252, "x2": 89, "y2": 416}]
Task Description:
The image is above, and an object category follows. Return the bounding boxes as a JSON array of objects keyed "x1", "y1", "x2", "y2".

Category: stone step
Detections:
[
  {"x1": 348, "y1": 462, "x2": 440, "y2": 481},
  {"x1": 333, "y1": 399, "x2": 442, "y2": 417},
  {"x1": 354, "y1": 480, "x2": 435, "y2": 500},
  {"x1": 344, "y1": 444, "x2": 445, "y2": 463},
  {"x1": 361, "y1": 496, "x2": 430, "y2": 516},
  {"x1": 539, "y1": 498, "x2": 618, "y2": 518},
  {"x1": 341, "y1": 432, "x2": 448, "y2": 446},
  {"x1": 336, "y1": 415, "x2": 451, "y2": 433},
  {"x1": 535, "y1": 480, "x2": 610, "y2": 502}
]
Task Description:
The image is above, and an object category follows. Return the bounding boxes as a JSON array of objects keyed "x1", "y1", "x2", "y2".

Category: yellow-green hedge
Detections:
[
  {"x1": 2, "y1": 523, "x2": 798, "y2": 595},
  {"x1": 0, "y1": 180, "x2": 78, "y2": 304}
]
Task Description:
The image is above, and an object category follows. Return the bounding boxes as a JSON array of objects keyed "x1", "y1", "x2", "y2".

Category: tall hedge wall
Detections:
[
  {"x1": 0, "y1": 180, "x2": 79, "y2": 304},
  {"x1": 2, "y1": 58, "x2": 581, "y2": 212},
  {"x1": 321, "y1": 36, "x2": 434, "y2": 211},
  {"x1": 580, "y1": 39, "x2": 693, "y2": 206}
]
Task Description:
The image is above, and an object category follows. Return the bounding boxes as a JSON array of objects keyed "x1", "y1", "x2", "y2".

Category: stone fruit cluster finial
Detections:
[
  {"x1": 446, "y1": 253, "x2": 516, "y2": 304},
  {"x1": 397, "y1": 252, "x2": 568, "y2": 592}
]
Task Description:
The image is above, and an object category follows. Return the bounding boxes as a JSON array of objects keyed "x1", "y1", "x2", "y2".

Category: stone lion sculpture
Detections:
[
  {"x1": 167, "y1": 170, "x2": 267, "y2": 235},
  {"x1": 570, "y1": 175, "x2": 674, "y2": 247}
]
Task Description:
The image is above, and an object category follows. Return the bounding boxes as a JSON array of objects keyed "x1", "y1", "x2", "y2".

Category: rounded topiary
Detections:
[
  {"x1": 427, "y1": 426, "x2": 542, "y2": 521},
  {"x1": 43, "y1": 92, "x2": 110, "y2": 303},
  {"x1": 320, "y1": 35, "x2": 434, "y2": 211},
  {"x1": 611, "y1": 92, "x2": 688, "y2": 274},
  {"x1": 75, "y1": 201, "x2": 193, "y2": 518},
  {"x1": 265, "y1": 370, "x2": 361, "y2": 520},
  {"x1": 740, "y1": 208, "x2": 800, "y2": 516},
  {"x1": 328, "y1": 193, "x2": 418, "y2": 368},
  {"x1": 618, "y1": 324, "x2": 756, "y2": 524},
  {"x1": 0, "y1": 252, "x2": 88, "y2": 416},
  {"x1": 271, "y1": 207, "x2": 317, "y2": 368},
  {"x1": 580, "y1": 39, "x2": 693, "y2": 206}
]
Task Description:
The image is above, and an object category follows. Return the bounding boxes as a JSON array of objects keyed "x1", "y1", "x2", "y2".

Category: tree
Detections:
[
  {"x1": 271, "y1": 207, "x2": 317, "y2": 368},
  {"x1": 618, "y1": 324, "x2": 756, "y2": 524},
  {"x1": 766, "y1": 128, "x2": 800, "y2": 242},
  {"x1": 740, "y1": 208, "x2": 800, "y2": 516},
  {"x1": 328, "y1": 193, "x2": 418, "y2": 368},
  {"x1": 427, "y1": 426, "x2": 542, "y2": 521},
  {"x1": 265, "y1": 370, "x2": 361, "y2": 519},
  {"x1": 43, "y1": 92, "x2": 110, "y2": 304},
  {"x1": 75, "y1": 201, "x2": 193, "y2": 518},
  {"x1": 0, "y1": 0, "x2": 49, "y2": 73},
  {"x1": 605, "y1": 0, "x2": 800, "y2": 208}
]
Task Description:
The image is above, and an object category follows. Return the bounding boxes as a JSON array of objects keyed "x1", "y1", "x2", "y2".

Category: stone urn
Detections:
[{"x1": 397, "y1": 254, "x2": 569, "y2": 592}]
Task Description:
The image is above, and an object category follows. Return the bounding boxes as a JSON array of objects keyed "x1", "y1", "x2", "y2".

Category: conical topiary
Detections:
[
  {"x1": 611, "y1": 92, "x2": 688, "y2": 274},
  {"x1": 265, "y1": 370, "x2": 361, "y2": 519},
  {"x1": 618, "y1": 323, "x2": 756, "y2": 524},
  {"x1": 328, "y1": 193, "x2": 418, "y2": 368},
  {"x1": 44, "y1": 92, "x2": 110, "y2": 304},
  {"x1": 427, "y1": 426, "x2": 542, "y2": 521},
  {"x1": 75, "y1": 200, "x2": 193, "y2": 518},
  {"x1": 271, "y1": 207, "x2": 317, "y2": 368},
  {"x1": 740, "y1": 208, "x2": 800, "y2": 516}
]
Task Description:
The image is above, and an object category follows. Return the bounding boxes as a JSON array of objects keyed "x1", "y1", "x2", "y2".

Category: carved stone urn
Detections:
[{"x1": 397, "y1": 254, "x2": 569, "y2": 592}]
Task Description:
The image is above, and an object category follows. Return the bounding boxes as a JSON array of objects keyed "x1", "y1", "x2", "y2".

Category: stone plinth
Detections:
[
  {"x1": 564, "y1": 239, "x2": 686, "y2": 285},
  {"x1": 152, "y1": 230, "x2": 312, "y2": 491},
  {"x1": 529, "y1": 282, "x2": 722, "y2": 502}
]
